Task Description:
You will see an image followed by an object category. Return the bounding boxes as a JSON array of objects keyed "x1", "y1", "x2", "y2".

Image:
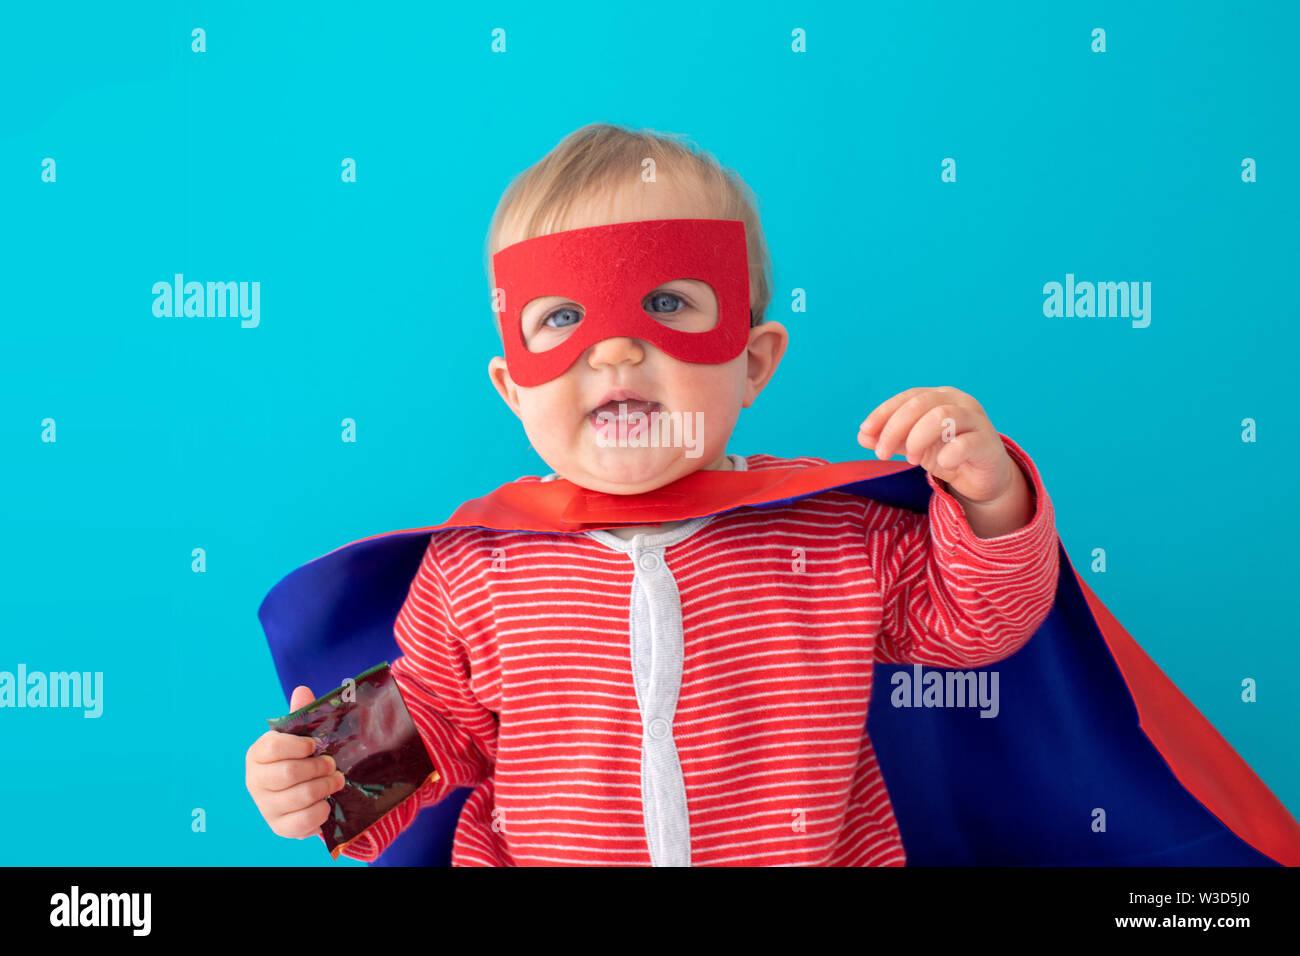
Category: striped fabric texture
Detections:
[{"x1": 333, "y1": 434, "x2": 1058, "y2": 865}]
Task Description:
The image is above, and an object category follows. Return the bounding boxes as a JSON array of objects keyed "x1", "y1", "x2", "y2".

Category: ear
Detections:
[
  {"x1": 488, "y1": 356, "x2": 523, "y2": 419},
  {"x1": 742, "y1": 321, "x2": 789, "y2": 407}
]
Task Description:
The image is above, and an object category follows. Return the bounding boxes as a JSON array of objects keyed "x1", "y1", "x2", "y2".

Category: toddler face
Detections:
[{"x1": 488, "y1": 176, "x2": 785, "y2": 494}]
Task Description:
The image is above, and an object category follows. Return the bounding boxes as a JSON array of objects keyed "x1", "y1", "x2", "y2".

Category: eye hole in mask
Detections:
[{"x1": 521, "y1": 279, "x2": 721, "y2": 354}]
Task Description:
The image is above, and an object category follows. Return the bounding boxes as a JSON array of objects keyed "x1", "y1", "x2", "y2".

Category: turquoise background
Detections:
[{"x1": 1, "y1": 1, "x2": 1295, "y2": 865}]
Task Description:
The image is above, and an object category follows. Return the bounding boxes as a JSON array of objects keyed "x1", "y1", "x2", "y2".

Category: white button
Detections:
[
  {"x1": 638, "y1": 552, "x2": 661, "y2": 571},
  {"x1": 648, "y1": 718, "x2": 670, "y2": 739}
]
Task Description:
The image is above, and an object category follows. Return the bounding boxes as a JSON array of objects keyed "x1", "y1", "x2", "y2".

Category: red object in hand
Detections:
[{"x1": 266, "y1": 662, "x2": 439, "y2": 859}]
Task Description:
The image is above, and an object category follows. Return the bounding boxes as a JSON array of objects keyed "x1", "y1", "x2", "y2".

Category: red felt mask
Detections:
[{"x1": 492, "y1": 218, "x2": 751, "y2": 387}]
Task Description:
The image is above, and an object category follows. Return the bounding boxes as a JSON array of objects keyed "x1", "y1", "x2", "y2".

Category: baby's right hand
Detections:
[{"x1": 245, "y1": 685, "x2": 346, "y2": 840}]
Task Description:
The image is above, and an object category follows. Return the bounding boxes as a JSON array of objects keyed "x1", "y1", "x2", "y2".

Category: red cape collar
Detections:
[{"x1": 435, "y1": 458, "x2": 918, "y2": 534}]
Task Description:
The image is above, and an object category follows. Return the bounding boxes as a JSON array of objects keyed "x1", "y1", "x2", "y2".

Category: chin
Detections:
[{"x1": 577, "y1": 450, "x2": 692, "y2": 493}]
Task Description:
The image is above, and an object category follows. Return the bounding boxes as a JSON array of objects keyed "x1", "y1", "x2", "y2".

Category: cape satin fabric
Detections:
[{"x1": 257, "y1": 461, "x2": 1300, "y2": 867}]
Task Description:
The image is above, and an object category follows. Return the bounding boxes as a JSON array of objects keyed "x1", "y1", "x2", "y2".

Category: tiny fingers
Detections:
[
  {"x1": 274, "y1": 798, "x2": 335, "y2": 840},
  {"x1": 264, "y1": 771, "x2": 346, "y2": 820}
]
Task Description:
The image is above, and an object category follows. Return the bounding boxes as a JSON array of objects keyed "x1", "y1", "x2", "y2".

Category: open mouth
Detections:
[
  {"x1": 587, "y1": 391, "x2": 663, "y2": 439},
  {"x1": 588, "y1": 398, "x2": 662, "y2": 423},
  {"x1": 587, "y1": 388, "x2": 663, "y2": 426}
]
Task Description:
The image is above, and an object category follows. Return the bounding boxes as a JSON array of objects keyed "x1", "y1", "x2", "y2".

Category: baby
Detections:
[{"x1": 246, "y1": 122, "x2": 1060, "y2": 865}]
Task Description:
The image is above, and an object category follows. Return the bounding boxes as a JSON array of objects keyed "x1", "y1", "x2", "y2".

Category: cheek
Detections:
[
  {"x1": 516, "y1": 388, "x2": 576, "y2": 442},
  {"x1": 678, "y1": 364, "x2": 745, "y2": 404}
]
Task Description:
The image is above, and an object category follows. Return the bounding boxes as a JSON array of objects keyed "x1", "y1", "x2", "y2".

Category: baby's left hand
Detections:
[{"x1": 857, "y1": 386, "x2": 1016, "y2": 506}]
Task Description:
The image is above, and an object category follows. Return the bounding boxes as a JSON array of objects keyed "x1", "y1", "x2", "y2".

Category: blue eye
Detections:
[
  {"x1": 543, "y1": 307, "x2": 582, "y2": 329},
  {"x1": 646, "y1": 291, "x2": 685, "y2": 314}
]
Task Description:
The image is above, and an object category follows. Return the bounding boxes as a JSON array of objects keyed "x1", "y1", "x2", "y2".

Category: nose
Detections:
[{"x1": 586, "y1": 335, "x2": 646, "y2": 370}]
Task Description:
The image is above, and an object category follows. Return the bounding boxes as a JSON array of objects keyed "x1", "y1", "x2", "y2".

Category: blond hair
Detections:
[{"x1": 484, "y1": 122, "x2": 773, "y2": 332}]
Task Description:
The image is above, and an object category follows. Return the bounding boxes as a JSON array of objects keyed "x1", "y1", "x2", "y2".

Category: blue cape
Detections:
[{"x1": 258, "y1": 462, "x2": 1300, "y2": 866}]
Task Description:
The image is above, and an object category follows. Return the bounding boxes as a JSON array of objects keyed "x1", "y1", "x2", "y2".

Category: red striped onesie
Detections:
[{"x1": 334, "y1": 432, "x2": 1059, "y2": 865}]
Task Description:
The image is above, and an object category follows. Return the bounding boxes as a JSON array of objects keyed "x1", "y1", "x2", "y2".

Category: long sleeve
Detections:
[
  {"x1": 330, "y1": 537, "x2": 497, "y2": 862},
  {"x1": 870, "y1": 432, "x2": 1059, "y2": 668}
]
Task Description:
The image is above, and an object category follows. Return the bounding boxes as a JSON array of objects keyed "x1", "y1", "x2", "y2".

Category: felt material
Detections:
[
  {"x1": 258, "y1": 463, "x2": 1300, "y2": 866},
  {"x1": 492, "y1": 218, "x2": 751, "y2": 386}
]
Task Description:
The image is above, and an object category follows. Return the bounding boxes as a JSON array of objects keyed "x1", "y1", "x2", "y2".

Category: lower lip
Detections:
[{"x1": 588, "y1": 403, "x2": 662, "y2": 438}]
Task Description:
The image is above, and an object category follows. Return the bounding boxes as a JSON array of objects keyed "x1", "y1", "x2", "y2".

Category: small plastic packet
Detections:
[{"x1": 266, "y1": 661, "x2": 440, "y2": 859}]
